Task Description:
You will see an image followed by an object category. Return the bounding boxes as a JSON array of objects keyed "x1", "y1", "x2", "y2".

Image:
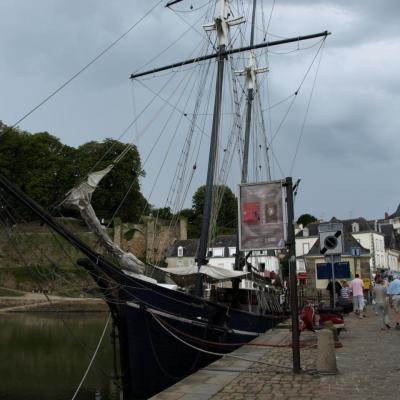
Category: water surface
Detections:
[{"x1": 0, "y1": 313, "x2": 121, "y2": 400}]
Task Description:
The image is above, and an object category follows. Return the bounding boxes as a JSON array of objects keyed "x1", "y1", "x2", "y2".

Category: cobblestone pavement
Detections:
[
  {"x1": 152, "y1": 308, "x2": 400, "y2": 400},
  {"x1": 212, "y1": 309, "x2": 400, "y2": 400}
]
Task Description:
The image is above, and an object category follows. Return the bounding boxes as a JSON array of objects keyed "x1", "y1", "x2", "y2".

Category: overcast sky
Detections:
[{"x1": 1, "y1": 0, "x2": 399, "y2": 221}]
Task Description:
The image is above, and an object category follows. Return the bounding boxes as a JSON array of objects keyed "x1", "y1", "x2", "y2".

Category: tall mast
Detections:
[
  {"x1": 195, "y1": 0, "x2": 244, "y2": 296},
  {"x1": 129, "y1": 3, "x2": 329, "y2": 292},
  {"x1": 239, "y1": 0, "x2": 270, "y2": 183},
  {"x1": 241, "y1": 0, "x2": 257, "y2": 183},
  {"x1": 235, "y1": 0, "x2": 266, "y2": 271}
]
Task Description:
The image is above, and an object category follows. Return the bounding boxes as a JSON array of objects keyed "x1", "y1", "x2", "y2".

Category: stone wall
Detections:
[{"x1": 113, "y1": 216, "x2": 188, "y2": 264}]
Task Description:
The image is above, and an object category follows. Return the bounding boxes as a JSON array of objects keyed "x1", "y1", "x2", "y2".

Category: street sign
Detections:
[{"x1": 318, "y1": 222, "x2": 343, "y2": 255}]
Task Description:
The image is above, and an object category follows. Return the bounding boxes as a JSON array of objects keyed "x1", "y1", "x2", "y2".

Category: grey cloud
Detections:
[{"x1": 1, "y1": 0, "x2": 399, "y2": 219}]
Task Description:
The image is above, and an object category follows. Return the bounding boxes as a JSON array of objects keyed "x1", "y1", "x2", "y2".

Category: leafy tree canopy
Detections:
[
  {"x1": 0, "y1": 127, "x2": 75, "y2": 220},
  {"x1": 185, "y1": 185, "x2": 237, "y2": 238},
  {"x1": 150, "y1": 207, "x2": 173, "y2": 221},
  {"x1": 296, "y1": 213, "x2": 317, "y2": 227},
  {"x1": 74, "y1": 139, "x2": 147, "y2": 222},
  {"x1": 0, "y1": 124, "x2": 147, "y2": 223}
]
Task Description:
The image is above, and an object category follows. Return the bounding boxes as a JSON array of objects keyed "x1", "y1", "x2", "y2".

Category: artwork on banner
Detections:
[{"x1": 239, "y1": 181, "x2": 286, "y2": 250}]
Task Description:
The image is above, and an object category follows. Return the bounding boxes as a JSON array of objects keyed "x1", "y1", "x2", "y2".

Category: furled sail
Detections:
[
  {"x1": 155, "y1": 264, "x2": 249, "y2": 286},
  {"x1": 63, "y1": 165, "x2": 145, "y2": 274}
]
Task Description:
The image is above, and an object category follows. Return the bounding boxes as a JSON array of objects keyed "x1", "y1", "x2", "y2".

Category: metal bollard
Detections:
[{"x1": 317, "y1": 327, "x2": 337, "y2": 374}]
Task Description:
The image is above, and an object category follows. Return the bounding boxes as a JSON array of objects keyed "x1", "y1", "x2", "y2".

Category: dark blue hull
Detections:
[
  {"x1": 0, "y1": 171, "x2": 282, "y2": 399},
  {"x1": 106, "y1": 270, "x2": 279, "y2": 399}
]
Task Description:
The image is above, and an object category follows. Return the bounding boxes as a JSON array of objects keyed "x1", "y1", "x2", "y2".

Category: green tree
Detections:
[
  {"x1": 0, "y1": 125, "x2": 148, "y2": 223},
  {"x1": 190, "y1": 185, "x2": 237, "y2": 237},
  {"x1": 74, "y1": 139, "x2": 148, "y2": 222},
  {"x1": 296, "y1": 213, "x2": 317, "y2": 227},
  {"x1": 0, "y1": 127, "x2": 75, "y2": 219},
  {"x1": 151, "y1": 207, "x2": 173, "y2": 221},
  {"x1": 179, "y1": 208, "x2": 198, "y2": 238}
]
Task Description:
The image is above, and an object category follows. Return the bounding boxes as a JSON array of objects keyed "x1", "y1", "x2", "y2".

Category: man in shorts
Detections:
[{"x1": 350, "y1": 274, "x2": 364, "y2": 318}]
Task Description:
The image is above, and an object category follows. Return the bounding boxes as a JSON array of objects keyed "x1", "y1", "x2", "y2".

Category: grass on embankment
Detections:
[
  {"x1": 0, "y1": 265, "x2": 101, "y2": 298},
  {"x1": 0, "y1": 287, "x2": 26, "y2": 297}
]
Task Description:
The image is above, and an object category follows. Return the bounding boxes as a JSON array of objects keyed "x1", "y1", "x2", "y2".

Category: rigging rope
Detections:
[
  {"x1": 71, "y1": 313, "x2": 111, "y2": 400},
  {"x1": 170, "y1": 1, "x2": 217, "y2": 51},
  {"x1": 254, "y1": 87, "x2": 272, "y2": 180},
  {"x1": 169, "y1": 0, "x2": 213, "y2": 13},
  {"x1": 135, "y1": 6, "x2": 214, "y2": 75},
  {"x1": 150, "y1": 310, "x2": 305, "y2": 349},
  {"x1": 289, "y1": 40, "x2": 326, "y2": 175},
  {"x1": 8, "y1": 0, "x2": 164, "y2": 131},
  {"x1": 0, "y1": 205, "x2": 122, "y2": 387},
  {"x1": 139, "y1": 45, "x2": 211, "y2": 215},
  {"x1": 149, "y1": 309, "x2": 293, "y2": 370}
]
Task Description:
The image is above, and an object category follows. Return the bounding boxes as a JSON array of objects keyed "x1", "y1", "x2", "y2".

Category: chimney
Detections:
[{"x1": 385, "y1": 212, "x2": 389, "y2": 219}]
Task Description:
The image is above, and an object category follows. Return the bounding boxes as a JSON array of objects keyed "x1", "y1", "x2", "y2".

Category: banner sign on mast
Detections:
[{"x1": 238, "y1": 180, "x2": 286, "y2": 251}]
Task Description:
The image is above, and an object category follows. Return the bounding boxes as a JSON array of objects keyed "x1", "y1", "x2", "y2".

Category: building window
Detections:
[
  {"x1": 177, "y1": 246, "x2": 183, "y2": 257},
  {"x1": 228, "y1": 247, "x2": 236, "y2": 256},
  {"x1": 351, "y1": 247, "x2": 361, "y2": 256},
  {"x1": 302, "y1": 243, "x2": 310, "y2": 255},
  {"x1": 259, "y1": 263, "x2": 265, "y2": 272}
]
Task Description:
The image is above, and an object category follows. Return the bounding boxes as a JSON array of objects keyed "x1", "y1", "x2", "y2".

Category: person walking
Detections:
[
  {"x1": 350, "y1": 273, "x2": 364, "y2": 318},
  {"x1": 373, "y1": 278, "x2": 391, "y2": 330},
  {"x1": 388, "y1": 275, "x2": 400, "y2": 309},
  {"x1": 387, "y1": 275, "x2": 400, "y2": 329},
  {"x1": 339, "y1": 280, "x2": 353, "y2": 313},
  {"x1": 340, "y1": 280, "x2": 351, "y2": 303}
]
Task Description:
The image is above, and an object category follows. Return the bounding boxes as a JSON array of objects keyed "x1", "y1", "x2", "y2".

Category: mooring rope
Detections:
[
  {"x1": 71, "y1": 313, "x2": 111, "y2": 400},
  {"x1": 150, "y1": 310, "x2": 314, "y2": 349},
  {"x1": 149, "y1": 310, "x2": 293, "y2": 370}
]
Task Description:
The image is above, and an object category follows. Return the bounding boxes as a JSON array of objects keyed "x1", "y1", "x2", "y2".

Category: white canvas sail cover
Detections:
[
  {"x1": 63, "y1": 165, "x2": 145, "y2": 274},
  {"x1": 155, "y1": 265, "x2": 249, "y2": 286},
  {"x1": 65, "y1": 165, "x2": 113, "y2": 210}
]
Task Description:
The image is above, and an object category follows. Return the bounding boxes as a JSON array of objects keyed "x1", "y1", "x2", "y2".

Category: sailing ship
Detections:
[{"x1": 0, "y1": 1, "x2": 330, "y2": 398}]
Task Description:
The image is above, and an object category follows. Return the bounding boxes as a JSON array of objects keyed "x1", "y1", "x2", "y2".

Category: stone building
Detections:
[
  {"x1": 295, "y1": 218, "x2": 376, "y2": 298},
  {"x1": 299, "y1": 231, "x2": 370, "y2": 298},
  {"x1": 113, "y1": 216, "x2": 187, "y2": 265}
]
